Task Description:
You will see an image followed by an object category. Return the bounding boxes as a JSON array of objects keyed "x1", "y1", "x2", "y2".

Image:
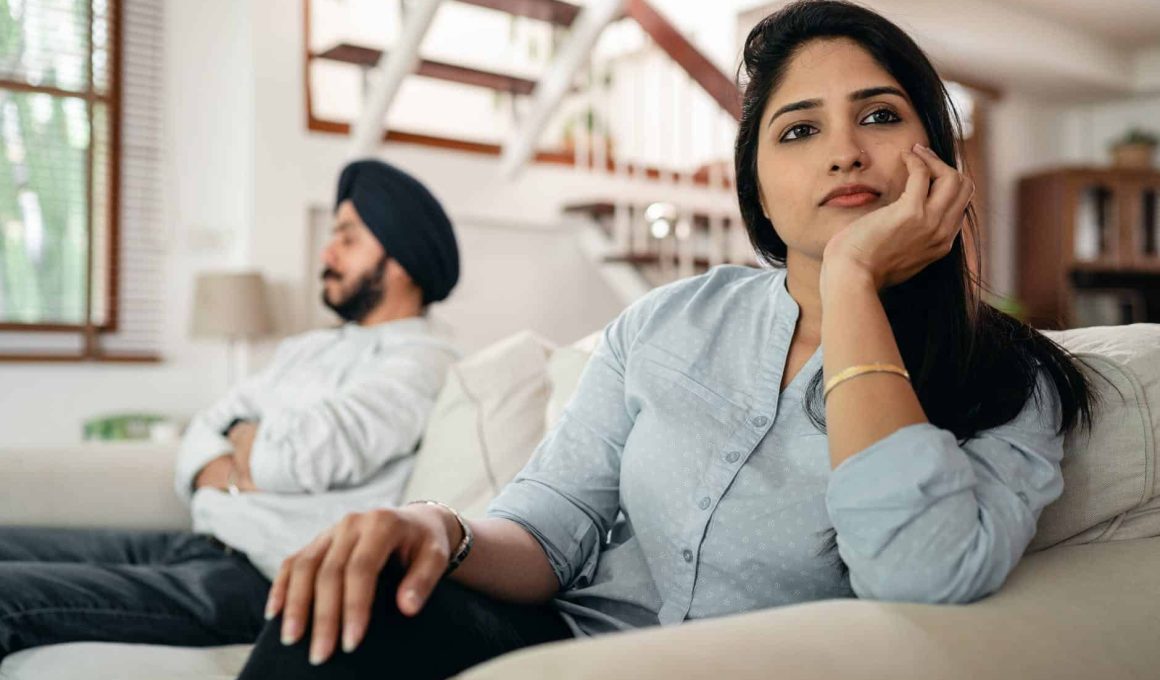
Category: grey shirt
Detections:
[
  {"x1": 486, "y1": 265, "x2": 1064, "y2": 637},
  {"x1": 176, "y1": 318, "x2": 460, "y2": 578}
]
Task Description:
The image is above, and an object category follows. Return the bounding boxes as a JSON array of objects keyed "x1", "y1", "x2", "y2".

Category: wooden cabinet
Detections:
[{"x1": 1017, "y1": 168, "x2": 1160, "y2": 329}]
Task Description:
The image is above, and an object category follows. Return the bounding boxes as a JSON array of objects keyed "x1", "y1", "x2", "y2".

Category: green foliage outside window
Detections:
[{"x1": 0, "y1": 0, "x2": 111, "y2": 326}]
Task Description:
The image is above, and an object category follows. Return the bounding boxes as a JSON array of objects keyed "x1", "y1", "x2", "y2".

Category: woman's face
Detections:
[{"x1": 756, "y1": 38, "x2": 931, "y2": 261}]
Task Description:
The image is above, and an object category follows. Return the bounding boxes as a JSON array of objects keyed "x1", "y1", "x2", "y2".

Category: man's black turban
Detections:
[{"x1": 335, "y1": 159, "x2": 460, "y2": 304}]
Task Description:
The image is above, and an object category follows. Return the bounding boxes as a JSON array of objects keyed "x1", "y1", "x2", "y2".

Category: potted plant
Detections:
[{"x1": 1110, "y1": 128, "x2": 1158, "y2": 170}]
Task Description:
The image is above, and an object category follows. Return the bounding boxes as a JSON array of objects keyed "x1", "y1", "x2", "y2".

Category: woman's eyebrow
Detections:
[{"x1": 766, "y1": 86, "x2": 907, "y2": 128}]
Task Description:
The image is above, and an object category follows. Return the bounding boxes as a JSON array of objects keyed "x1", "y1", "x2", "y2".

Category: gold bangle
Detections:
[{"x1": 823, "y1": 363, "x2": 910, "y2": 401}]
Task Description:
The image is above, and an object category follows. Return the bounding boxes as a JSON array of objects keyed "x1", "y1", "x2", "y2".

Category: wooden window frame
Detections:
[
  {"x1": 0, "y1": 1, "x2": 148, "y2": 362},
  {"x1": 0, "y1": 1, "x2": 121, "y2": 335}
]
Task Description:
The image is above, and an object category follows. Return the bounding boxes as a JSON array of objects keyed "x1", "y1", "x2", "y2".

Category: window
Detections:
[
  {"x1": 0, "y1": 0, "x2": 117, "y2": 331},
  {"x1": 0, "y1": 0, "x2": 163, "y2": 361}
]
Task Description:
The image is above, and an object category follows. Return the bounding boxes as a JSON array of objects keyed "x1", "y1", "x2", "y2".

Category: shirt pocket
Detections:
[{"x1": 632, "y1": 344, "x2": 740, "y2": 427}]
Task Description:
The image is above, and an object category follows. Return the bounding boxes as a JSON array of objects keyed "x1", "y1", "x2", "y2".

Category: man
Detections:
[{"x1": 0, "y1": 159, "x2": 461, "y2": 660}]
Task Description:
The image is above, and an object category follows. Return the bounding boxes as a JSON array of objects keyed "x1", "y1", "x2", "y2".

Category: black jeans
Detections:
[
  {"x1": 0, "y1": 526, "x2": 270, "y2": 661},
  {"x1": 239, "y1": 560, "x2": 576, "y2": 680}
]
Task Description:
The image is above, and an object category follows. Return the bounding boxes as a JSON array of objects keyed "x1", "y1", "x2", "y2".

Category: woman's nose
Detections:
[{"x1": 828, "y1": 132, "x2": 867, "y2": 173}]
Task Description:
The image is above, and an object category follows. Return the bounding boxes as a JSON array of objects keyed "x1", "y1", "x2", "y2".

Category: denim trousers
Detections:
[
  {"x1": 239, "y1": 559, "x2": 576, "y2": 680},
  {"x1": 0, "y1": 526, "x2": 270, "y2": 661}
]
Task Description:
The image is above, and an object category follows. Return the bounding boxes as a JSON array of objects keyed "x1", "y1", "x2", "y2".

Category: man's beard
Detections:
[{"x1": 321, "y1": 256, "x2": 388, "y2": 323}]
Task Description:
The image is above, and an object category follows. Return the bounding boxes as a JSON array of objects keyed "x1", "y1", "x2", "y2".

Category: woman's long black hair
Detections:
[{"x1": 733, "y1": 0, "x2": 1099, "y2": 578}]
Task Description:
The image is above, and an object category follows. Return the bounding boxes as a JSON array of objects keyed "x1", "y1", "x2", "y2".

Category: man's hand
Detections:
[
  {"x1": 194, "y1": 454, "x2": 235, "y2": 490},
  {"x1": 227, "y1": 421, "x2": 260, "y2": 491}
]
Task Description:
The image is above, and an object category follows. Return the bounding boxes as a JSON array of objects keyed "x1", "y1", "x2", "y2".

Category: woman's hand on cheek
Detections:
[{"x1": 821, "y1": 143, "x2": 974, "y2": 292}]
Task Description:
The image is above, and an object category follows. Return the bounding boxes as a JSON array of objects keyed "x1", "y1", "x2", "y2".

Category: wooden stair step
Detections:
[
  {"x1": 315, "y1": 43, "x2": 539, "y2": 95},
  {"x1": 455, "y1": 0, "x2": 582, "y2": 27}
]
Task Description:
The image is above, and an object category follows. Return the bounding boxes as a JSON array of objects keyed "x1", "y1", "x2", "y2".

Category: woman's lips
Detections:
[{"x1": 823, "y1": 192, "x2": 879, "y2": 208}]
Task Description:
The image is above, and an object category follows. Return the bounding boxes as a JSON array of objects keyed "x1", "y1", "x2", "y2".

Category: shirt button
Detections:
[
  {"x1": 750, "y1": 415, "x2": 769, "y2": 428},
  {"x1": 725, "y1": 451, "x2": 741, "y2": 463},
  {"x1": 698, "y1": 496, "x2": 711, "y2": 510},
  {"x1": 682, "y1": 549, "x2": 694, "y2": 563}
]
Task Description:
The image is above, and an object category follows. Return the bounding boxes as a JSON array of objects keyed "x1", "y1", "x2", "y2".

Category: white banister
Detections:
[
  {"x1": 347, "y1": 0, "x2": 443, "y2": 158},
  {"x1": 500, "y1": 0, "x2": 626, "y2": 179}
]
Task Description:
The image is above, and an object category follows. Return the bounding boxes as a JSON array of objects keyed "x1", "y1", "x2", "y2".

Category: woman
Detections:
[{"x1": 240, "y1": 2, "x2": 1097, "y2": 677}]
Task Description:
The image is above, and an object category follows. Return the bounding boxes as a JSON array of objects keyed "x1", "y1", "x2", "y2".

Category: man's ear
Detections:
[{"x1": 385, "y1": 258, "x2": 417, "y2": 289}]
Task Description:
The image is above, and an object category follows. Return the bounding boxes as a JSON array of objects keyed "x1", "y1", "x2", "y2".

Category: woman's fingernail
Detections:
[
  {"x1": 264, "y1": 603, "x2": 276, "y2": 620},
  {"x1": 403, "y1": 589, "x2": 421, "y2": 613},
  {"x1": 281, "y1": 619, "x2": 301, "y2": 646},
  {"x1": 342, "y1": 627, "x2": 360, "y2": 653},
  {"x1": 309, "y1": 644, "x2": 326, "y2": 666}
]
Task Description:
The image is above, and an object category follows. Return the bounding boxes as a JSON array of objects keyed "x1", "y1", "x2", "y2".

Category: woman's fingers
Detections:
[
  {"x1": 264, "y1": 560, "x2": 292, "y2": 620},
  {"x1": 280, "y1": 532, "x2": 333, "y2": 646},
  {"x1": 307, "y1": 516, "x2": 364, "y2": 666},
  {"x1": 938, "y1": 172, "x2": 975, "y2": 246},
  {"x1": 340, "y1": 510, "x2": 402, "y2": 654},
  {"x1": 898, "y1": 148, "x2": 931, "y2": 215},
  {"x1": 396, "y1": 539, "x2": 451, "y2": 618},
  {"x1": 913, "y1": 144, "x2": 966, "y2": 231}
]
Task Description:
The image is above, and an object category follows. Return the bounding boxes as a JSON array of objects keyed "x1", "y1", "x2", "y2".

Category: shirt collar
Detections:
[{"x1": 340, "y1": 316, "x2": 429, "y2": 341}]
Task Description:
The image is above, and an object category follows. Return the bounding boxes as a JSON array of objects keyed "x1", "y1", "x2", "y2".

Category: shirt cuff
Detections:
[
  {"x1": 486, "y1": 479, "x2": 603, "y2": 590},
  {"x1": 175, "y1": 425, "x2": 234, "y2": 504}
]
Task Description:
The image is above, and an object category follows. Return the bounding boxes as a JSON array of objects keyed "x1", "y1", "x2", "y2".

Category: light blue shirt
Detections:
[{"x1": 486, "y1": 265, "x2": 1064, "y2": 637}]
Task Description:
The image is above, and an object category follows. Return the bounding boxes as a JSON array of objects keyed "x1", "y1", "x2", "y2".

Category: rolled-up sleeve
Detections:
[
  {"x1": 249, "y1": 344, "x2": 455, "y2": 494},
  {"x1": 486, "y1": 288, "x2": 667, "y2": 591},
  {"x1": 825, "y1": 368, "x2": 1065, "y2": 604}
]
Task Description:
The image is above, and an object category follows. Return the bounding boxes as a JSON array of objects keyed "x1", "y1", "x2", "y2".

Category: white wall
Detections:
[
  {"x1": 246, "y1": 0, "x2": 739, "y2": 352},
  {"x1": 0, "y1": 0, "x2": 254, "y2": 446},
  {"x1": 0, "y1": 0, "x2": 651, "y2": 444}
]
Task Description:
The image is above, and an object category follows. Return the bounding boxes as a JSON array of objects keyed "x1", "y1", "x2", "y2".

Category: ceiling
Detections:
[{"x1": 1000, "y1": 0, "x2": 1160, "y2": 48}]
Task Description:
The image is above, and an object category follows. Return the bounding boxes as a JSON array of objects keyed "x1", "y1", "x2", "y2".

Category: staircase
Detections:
[{"x1": 304, "y1": 0, "x2": 753, "y2": 294}]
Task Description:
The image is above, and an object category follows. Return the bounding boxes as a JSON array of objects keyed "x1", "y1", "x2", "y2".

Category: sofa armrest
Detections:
[
  {"x1": 457, "y1": 537, "x2": 1160, "y2": 680},
  {"x1": 0, "y1": 443, "x2": 190, "y2": 531}
]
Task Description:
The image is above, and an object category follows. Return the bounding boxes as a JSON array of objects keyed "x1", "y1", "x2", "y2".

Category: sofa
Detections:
[{"x1": 1, "y1": 323, "x2": 1158, "y2": 680}]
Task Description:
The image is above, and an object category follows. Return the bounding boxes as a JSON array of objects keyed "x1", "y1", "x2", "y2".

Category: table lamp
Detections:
[{"x1": 190, "y1": 271, "x2": 273, "y2": 385}]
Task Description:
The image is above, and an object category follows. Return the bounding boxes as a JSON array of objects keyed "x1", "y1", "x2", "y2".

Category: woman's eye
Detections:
[
  {"x1": 780, "y1": 124, "x2": 817, "y2": 142},
  {"x1": 861, "y1": 108, "x2": 901, "y2": 125}
]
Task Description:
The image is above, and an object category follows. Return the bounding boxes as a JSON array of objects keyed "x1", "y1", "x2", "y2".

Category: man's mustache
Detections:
[{"x1": 321, "y1": 269, "x2": 341, "y2": 281}]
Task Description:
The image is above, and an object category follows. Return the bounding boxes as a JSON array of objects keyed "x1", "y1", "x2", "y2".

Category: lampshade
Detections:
[{"x1": 190, "y1": 271, "x2": 273, "y2": 339}]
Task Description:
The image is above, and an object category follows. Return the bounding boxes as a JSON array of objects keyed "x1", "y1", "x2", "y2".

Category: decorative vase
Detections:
[{"x1": 1111, "y1": 142, "x2": 1156, "y2": 170}]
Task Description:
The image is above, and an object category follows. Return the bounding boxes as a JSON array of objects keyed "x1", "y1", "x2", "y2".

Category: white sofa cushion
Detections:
[
  {"x1": 0, "y1": 642, "x2": 251, "y2": 680},
  {"x1": 401, "y1": 331, "x2": 556, "y2": 519},
  {"x1": 544, "y1": 331, "x2": 603, "y2": 431},
  {"x1": 1032, "y1": 324, "x2": 1160, "y2": 549},
  {"x1": 0, "y1": 442, "x2": 188, "y2": 531}
]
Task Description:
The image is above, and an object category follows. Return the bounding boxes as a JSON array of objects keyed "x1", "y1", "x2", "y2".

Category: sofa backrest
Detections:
[
  {"x1": 1031, "y1": 324, "x2": 1160, "y2": 550},
  {"x1": 406, "y1": 323, "x2": 1160, "y2": 550},
  {"x1": 401, "y1": 331, "x2": 555, "y2": 519}
]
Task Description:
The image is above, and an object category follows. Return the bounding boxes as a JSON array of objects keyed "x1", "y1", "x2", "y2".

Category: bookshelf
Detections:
[{"x1": 1017, "y1": 167, "x2": 1160, "y2": 329}]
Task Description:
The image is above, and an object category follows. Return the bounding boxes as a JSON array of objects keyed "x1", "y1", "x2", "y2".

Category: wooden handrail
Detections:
[{"x1": 624, "y1": 0, "x2": 741, "y2": 121}]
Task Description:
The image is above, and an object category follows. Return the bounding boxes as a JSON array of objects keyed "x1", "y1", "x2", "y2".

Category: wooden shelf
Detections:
[{"x1": 1018, "y1": 167, "x2": 1160, "y2": 328}]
